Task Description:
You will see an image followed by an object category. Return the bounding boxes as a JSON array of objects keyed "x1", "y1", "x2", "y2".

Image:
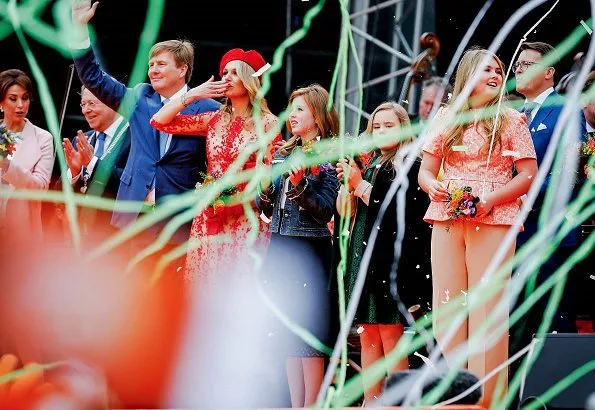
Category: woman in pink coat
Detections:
[{"x1": 0, "y1": 69, "x2": 55, "y2": 242}]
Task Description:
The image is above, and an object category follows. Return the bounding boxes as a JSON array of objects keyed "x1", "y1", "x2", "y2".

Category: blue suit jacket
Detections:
[
  {"x1": 74, "y1": 47, "x2": 220, "y2": 243},
  {"x1": 517, "y1": 90, "x2": 586, "y2": 247}
]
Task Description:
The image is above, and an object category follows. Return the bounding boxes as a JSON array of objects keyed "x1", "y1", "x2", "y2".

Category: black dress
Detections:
[{"x1": 339, "y1": 157, "x2": 432, "y2": 324}]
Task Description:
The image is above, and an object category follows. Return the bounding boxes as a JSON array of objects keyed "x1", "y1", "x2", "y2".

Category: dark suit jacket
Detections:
[
  {"x1": 73, "y1": 122, "x2": 131, "y2": 199},
  {"x1": 74, "y1": 47, "x2": 220, "y2": 243},
  {"x1": 518, "y1": 90, "x2": 586, "y2": 247},
  {"x1": 69, "y1": 123, "x2": 131, "y2": 241}
]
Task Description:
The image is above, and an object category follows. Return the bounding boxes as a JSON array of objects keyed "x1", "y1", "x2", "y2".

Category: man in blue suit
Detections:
[
  {"x1": 70, "y1": 1, "x2": 222, "y2": 263},
  {"x1": 510, "y1": 42, "x2": 585, "y2": 360}
]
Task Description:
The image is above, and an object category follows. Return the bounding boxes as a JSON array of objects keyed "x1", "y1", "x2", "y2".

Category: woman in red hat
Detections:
[{"x1": 150, "y1": 48, "x2": 281, "y2": 284}]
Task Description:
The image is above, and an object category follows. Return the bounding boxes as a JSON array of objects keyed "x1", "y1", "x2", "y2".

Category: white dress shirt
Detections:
[
  {"x1": 145, "y1": 85, "x2": 189, "y2": 204},
  {"x1": 525, "y1": 86, "x2": 554, "y2": 122}
]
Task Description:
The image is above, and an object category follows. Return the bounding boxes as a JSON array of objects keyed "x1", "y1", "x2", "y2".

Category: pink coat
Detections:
[{"x1": 2, "y1": 119, "x2": 55, "y2": 241}]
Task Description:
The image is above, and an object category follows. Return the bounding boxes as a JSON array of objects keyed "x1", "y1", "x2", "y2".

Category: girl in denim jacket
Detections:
[{"x1": 256, "y1": 84, "x2": 339, "y2": 408}]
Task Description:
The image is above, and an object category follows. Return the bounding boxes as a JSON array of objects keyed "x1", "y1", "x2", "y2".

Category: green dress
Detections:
[{"x1": 344, "y1": 157, "x2": 402, "y2": 324}]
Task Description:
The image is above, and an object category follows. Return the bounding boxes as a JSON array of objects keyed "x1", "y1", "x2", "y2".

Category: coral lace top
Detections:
[{"x1": 422, "y1": 108, "x2": 537, "y2": 226}]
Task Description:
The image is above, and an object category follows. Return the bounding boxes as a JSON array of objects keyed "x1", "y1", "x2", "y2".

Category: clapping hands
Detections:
[
  {"x1": 336, "y1": 157, "x2": 363, "y2": 193},
  {"x1": 63, "y1": 131, "x2": 94, "y2": 176}
]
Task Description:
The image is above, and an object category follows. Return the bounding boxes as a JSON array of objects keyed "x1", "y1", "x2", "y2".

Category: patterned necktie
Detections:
[
  {"x1": 95, "y1": 132, "x2": 106, "y2": 158},
  {"x1": 159, "y1": 99, "x2": 170, "y2": 157},
  {"x1": 523, "y1": 101, "x2": 539, "y2": 126}
]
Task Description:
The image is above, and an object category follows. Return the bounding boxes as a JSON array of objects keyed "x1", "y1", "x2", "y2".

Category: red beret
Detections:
[{"x1": 219, "y1": 48, "x2": 271, "y2": 78}]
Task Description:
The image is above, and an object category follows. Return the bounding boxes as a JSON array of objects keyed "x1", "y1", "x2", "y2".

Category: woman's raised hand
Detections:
[{"x1": 188, "y1": 76, "x2": 231, "y2": 100}]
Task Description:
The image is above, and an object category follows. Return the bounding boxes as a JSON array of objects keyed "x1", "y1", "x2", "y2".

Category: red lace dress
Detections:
[{"x1": 150, "y1": 110, "x2": 281, "y2": 284}]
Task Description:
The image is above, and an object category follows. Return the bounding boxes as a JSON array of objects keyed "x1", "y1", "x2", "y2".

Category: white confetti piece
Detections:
[
  {"x1": 476, "y1": 226, "x2": 480, "y2": 231},
  {"x1": 590, "y1": 275, "x2": 595, "y2": 281},
  {"x1": 268, "y1": 332, "x2": 275, "y2": 337},
  {"x1": 357, "y1": 326, "x2": 365, "y2": 334},
  {"x1": 342, "y1": 229, "x2": 350, "y2": 236},
  {"x1": 461, "y1": 290, "x2": 468, "y2": 306},
  {"x1": 452, "y1": 145, "x2": 469, "y2": 152},
  {"x1": 502, "y1": 150, "x2": 520, "y2": 158},
  {"x1": 416, "y1": 265, "x2": 420, "y2": 269},
  {"x1": 426, "y1": 275, "x2": 430, "y2": 279},
  {"x1": 581, "y1": 20, "x2": 593, "y2": 35},
  {"x1": 176, "y1": 266, "x2": 182, "y2": 272}
]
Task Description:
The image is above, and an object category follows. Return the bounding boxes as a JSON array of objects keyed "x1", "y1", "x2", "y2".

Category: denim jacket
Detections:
[{"x1": 255, "y1": 152, "x2": 339, "y2": 237}]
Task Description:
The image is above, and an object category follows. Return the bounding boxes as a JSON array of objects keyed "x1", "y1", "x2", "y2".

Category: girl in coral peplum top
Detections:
[{"x1": 418, "y1": 47, "x2": 538, "y2": 408}]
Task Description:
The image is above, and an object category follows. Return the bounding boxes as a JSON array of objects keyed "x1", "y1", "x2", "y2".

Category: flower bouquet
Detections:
[
  {"x1": 300, "y1": 137, "x2": 335, "y2": 176},
  {"x1": 196, "y1": 170, "x2": 238, "y2": 215},
  {"x1": 445, "y1": 184, "x2": 480, "y2": 220},
  {"x1": 580, "y1": 133, "x2": 595, "y2": 178},
  {"x1": 0, "y1": 123, "x2": 18, "y2": 161}
]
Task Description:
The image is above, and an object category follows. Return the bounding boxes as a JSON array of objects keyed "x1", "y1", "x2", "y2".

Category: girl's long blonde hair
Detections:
[
  {"x1": 220, "y1": 60, "x2": 272, "y2": 127},
  {"x1": 279, "y1": 84, "x2": 339, "y2": 155},
  {"x1": 364, "y1": 102, "x2": 413, "y2": 176},
  {"x1": 442, "y1": 47, "x2": 507, "y2": 162}
]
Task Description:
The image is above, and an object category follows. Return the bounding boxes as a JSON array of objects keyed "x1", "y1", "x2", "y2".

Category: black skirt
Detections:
[{"x1": 260, "y1": 233, "x2": 333, "y2": 357}]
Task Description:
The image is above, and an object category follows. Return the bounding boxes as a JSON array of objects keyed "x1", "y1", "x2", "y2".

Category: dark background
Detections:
[{"x1": 1, "y1": 0, "x2": 593, "y2": 139}]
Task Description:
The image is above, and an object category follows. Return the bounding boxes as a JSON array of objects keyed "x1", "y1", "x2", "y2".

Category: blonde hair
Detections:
[
  {"x1": 149, "y1": 40, "x2": 194, "y2": 83},
  {"x1": 443, "y1": 47, "x2": 506, "y2": 161},
  {"x1": 219, "y1": 60, "x2": 271, "y2": 128},
  {"x1": 364, "y1": 101, "x2": 413, "y2": 174},
  {"x1": 280, "y1": 84, "x2": 339, "y2": 155}
]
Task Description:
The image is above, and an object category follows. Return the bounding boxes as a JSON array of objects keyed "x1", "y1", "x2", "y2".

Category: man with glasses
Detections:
[
  {"x1": 59, "y1": 85, "x2": 131, "y2": 244},
  {"x1": 511, "y1": 41, "x2": 586, "y2": 376}
]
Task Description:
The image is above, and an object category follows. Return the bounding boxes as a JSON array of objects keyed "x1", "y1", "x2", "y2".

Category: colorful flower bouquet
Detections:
[
  {"x1": 445, "y1": 184, "x2": 480, "y2": 219},
  {"x1": 581, "y1": 134, "x2": 595, "y2": 158},
  {"x1": 300, "y1": 137, "x2": 335, "y2": 176},
  {"x1": 0, "y1": 123, "x2": 18, "y2": 161},
  {"x1": 196, "y1": 170, "x2": 238, "y2": 214},
  {"x1": 580, "y1": 133, "x2": 595, "y2": 179}
]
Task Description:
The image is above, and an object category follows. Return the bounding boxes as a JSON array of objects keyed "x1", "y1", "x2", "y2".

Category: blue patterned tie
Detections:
[
  {"x1": 95, "y1": 132, "x2": 106, "y2": 158},
  {"x1": 523, "y1": 101, "x2": 539, "y2": 126},
  {"x1": 159, "y1": 98, "x2": 170, "y2": 157}
]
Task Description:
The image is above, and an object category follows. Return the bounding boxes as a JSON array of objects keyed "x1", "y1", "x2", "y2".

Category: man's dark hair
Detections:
[{"x1": 520, "y1": 41, "x2": 554, "y2": 58}]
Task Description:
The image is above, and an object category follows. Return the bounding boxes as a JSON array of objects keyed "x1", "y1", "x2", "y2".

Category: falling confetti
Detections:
[{"x1": 356, "y1": 326, "x2": 365, "y2": 334}]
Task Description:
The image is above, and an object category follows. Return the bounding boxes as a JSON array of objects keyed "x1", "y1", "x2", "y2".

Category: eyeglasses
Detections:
[
  {"x1": 80, "y1": 101, "x2": 99, "y2": 110},
  {"x1": 513, "y1": 61, "x2": 539, "y2": 72}
]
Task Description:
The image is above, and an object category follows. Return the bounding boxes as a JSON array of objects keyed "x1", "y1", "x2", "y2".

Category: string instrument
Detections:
[{"x1": 398, "y1": 32, "x2": 441, "y2": 115}]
